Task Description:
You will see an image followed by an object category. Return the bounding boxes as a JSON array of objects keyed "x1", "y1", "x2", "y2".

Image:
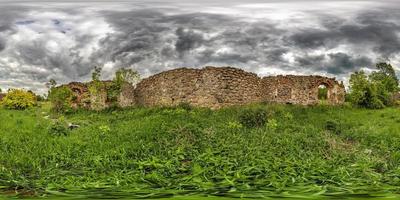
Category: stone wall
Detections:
[
  {"x1": 62, "y1": 81, "x2": 136, "y2": 110},
  {"x1": 261, "y1": 75, "x2": 345, "y2": 105},
  {"x1": 118, "y1": 83, "x2": 136, "y2": 107},
  {"x1": 134, "y1": 66, "x2": 345, "y2": 108},
  {"x1": 61, "y1": 66, "x2": 346, "y2": 109},
  {"x1": 64, "y1": 82, "x2": 90, "y2": 109},
  {"x1": 134, "y1": 67, "x2": 263, "y2": 109}
]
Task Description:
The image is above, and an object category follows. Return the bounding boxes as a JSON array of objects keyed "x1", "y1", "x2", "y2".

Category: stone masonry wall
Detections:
[
  {"x1": 134, "y1": 67, "x2": 263, "y2": 109},
  {"x1": 134, "y1": 66, "x2": 345, "y2": 108},
  {"x1": 62, "y1": 66, "x2": 346, "y2": 109},
  {"x1": 261, "y1": 75, "x2": 345, "y2": 105}
]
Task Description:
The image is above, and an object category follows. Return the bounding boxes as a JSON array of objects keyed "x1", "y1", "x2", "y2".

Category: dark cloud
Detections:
[
  {"x1": 296, "y1": 54, "x2": 326, "y2": 67},
  {"x1": 1, "y1": 1, "x2": 400, "y2": 93},
  {"x1": 95, "y1": 9, "x2": 289, "y2": 76},
  {"x1": 0, "y1": 37, "x2": 5, "y2": 51},
  {"x1": 339, "y1": 23, "x2": 400, "y2": 57},
  {"x1": 288, "y1": 29, "x2": 339, "y2": 49},
  {"x1": 326, "y1": 53, "x2": 373, "y2": 74},
  {"x1": 289, "y1": 10, "x2": 400, "y2": 58},
  {"x1": 175, "y1": 27, "x2": 204, "y2": 57}
]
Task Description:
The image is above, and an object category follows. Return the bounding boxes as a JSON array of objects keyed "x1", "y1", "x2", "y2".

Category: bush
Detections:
[
  {"x1": 48, "y1": 120, "x2": 69, "y2": 136},
  {"x1": 48, "y1": 86, "x2": 73, "y2": 113},
  {"x1": 1, "y1": 89, "x2": 37, "y2": 110},
  {"x1": 348, "y1": 63, "x2": 399, "y2": 109},
  {"x1": 238, "y1": 108, "x2": 268, "y2": 128}
]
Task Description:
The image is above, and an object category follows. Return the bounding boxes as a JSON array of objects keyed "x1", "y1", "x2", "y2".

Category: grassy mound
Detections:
[{"x1": 0, "y1": 103, "x2": 399, "y2": 198}]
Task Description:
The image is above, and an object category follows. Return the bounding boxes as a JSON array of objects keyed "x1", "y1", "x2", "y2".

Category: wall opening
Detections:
[{"x1": 318, "y1": 84, "x2": 328, "y2": 101}]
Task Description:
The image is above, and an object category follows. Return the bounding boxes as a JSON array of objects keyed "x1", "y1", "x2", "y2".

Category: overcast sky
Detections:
[{"x1": 0, "y1": 0, "x2": 400, "y2": 94}]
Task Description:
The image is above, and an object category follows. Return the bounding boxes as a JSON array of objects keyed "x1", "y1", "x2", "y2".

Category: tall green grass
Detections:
[{"x1": 0, "y1": 103, "x2": 399, "y2": 198}]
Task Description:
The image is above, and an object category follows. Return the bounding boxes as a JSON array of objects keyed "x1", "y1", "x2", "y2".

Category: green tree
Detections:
[
  {"x1": 92, "y1": 66, "x2": 102, "y2": 82},
  {"x1": 114, "y1": 68, "x2": 140, "y2": 86},
  {"x1": 369, "y1": 63, "x2": 399, "y2": 105},
  {"x1": 107, "y1": 68, "x2": 141, "y2": 104},
  {"x1": 48, "y1": 86, "x2": 73, "y2": 113},
  {"x1": 348, "y1": 62, "x2": 399, "y2": 108},
  {"x1": 46, "y1": 79, "x2": 57, "y2": 89}
]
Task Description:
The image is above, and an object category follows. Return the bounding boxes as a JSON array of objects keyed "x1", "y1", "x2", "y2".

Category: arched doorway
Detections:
[
  {"x1": 317, "y1": 83, "x2": 331, "y2": 104},
  {"x1": 318, "y1": 84, "x2": 328, "y2": 100}
]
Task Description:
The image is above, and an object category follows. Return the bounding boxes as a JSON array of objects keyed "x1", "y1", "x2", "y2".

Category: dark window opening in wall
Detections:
[{"x1": 318, "y1": 85, "x2": 328, "y2": 100}]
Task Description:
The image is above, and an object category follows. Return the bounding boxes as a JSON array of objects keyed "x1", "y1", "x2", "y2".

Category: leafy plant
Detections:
[
  {"x1": 238, "y1": 107, "x2": 268, "y2": 128},
  {"x1": 227, "y1": 121, "x2": 243, "y2": 129},
  {"x1": 1, "y1": 89, "x2": 37, "y2": 110},
  {"x1": 266, "y1": 118, "x2": 278, "y2": 131},
  {"x1": 48, "y1": 118, "x2": 69, "y2": 136},
  {"x1": 48, "y1": 86, "x2": 73, "y2": 113},
  {"x1": 348, "y1": 62, "x2": 399, "y2": 109},
  {"x1": 99, "y1": 125, "x2": 111, "y2": 134},
  {"x1": 114, "y1": 68, "x2": 140, "y2": 86}
]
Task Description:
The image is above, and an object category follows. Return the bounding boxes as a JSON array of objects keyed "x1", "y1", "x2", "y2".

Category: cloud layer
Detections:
[{"x1": 0, "y1": 1, "x2": 399, "y2": 94}]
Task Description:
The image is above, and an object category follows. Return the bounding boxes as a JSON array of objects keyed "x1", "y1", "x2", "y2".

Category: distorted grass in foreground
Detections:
[{"x1": 0, "y1": 103, "x2": 399, "y2": 199}]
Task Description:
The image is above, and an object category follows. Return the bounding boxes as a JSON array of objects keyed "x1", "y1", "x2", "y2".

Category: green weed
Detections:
[{"x1": 0, "y1": 103, "x2": 399, "y2": 199}]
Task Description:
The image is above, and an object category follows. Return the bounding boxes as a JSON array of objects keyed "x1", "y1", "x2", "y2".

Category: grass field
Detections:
[{"x1": 0, "y1": 103, "x2": 400, "y2": 199}]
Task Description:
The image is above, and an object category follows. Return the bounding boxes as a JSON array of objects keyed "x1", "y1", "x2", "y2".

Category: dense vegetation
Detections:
[
  {"x1": 0, "y1": 103, "x2": 399, "y2": 199},
  {"x1": 348, "y1": 62, "x2": 399, "y2": 108},
  {"x1": 0, "y1": 89, "x2": 37, "y2": 110}
]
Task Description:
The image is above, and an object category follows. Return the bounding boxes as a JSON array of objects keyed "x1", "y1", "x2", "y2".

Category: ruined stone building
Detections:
[{"x1": 63, "y1": 66, "x2": 346, "y2": 109}]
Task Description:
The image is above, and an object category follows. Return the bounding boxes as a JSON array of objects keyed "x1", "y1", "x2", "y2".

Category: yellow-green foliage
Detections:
[
  {"x1": 48, "y1": 86, "x2": 73, "y2": 113},
  {"x1": 1, "y1": 89, "x2": 37, "y2": 110}
]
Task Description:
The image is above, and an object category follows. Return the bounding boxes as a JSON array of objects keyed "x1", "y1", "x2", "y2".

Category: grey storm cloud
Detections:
[
  {"x1": 0, "y1": 1, "x2": 400, "y2": 93},
  {"x1": 326, "y1": 53, "x2": 373, "y2": 74},
  {"x1": 175, "y1": 27, "x2": 204, "y2": 57},
  {"x1": 0, "y1": 37, "x2": 5, "y2": 52},
  {"x1": 94, "y1": 9, "x2": 288, "y2": 74},
  {"x1": 288, "y1": 10, "x2": 400, "y2": 57}
]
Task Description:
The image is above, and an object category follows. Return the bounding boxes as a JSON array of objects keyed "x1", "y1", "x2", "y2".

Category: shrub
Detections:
[
  {"x1": 48, "y1": 119, "x2": 69, "y2": 136},
  {"x1": 348, "y1": 63, "x2": 399, "y2": 109},
  {"x1": 238, "y1": 108, "x2": 268, "y2": 128},
  {"x1": 48, "y1": 86, "x2": 73, "y2": 113},
  {"x1": 1, "y1": 89, "x2": 37, "y2": 110}
]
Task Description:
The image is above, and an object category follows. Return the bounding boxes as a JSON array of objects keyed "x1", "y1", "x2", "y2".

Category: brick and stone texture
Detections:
[
  {"x1": 118, "y1": 83, "x2": 136, "y2": 107},
  {"x1": 62, "y1": 66, "x2": 346, "y2": 109},
  {"x1": 134, "y1": 67, "x2": 263, "y2": 109},
  {"x1": 261, "y1": 75, "x2": 345, "y2": 105},
  {"x1": 64, "y1": 82, "x2": 90, "y2": 109},
  {"x1": 134, "y1": 66, "x2": 345, "y2": 108}
]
